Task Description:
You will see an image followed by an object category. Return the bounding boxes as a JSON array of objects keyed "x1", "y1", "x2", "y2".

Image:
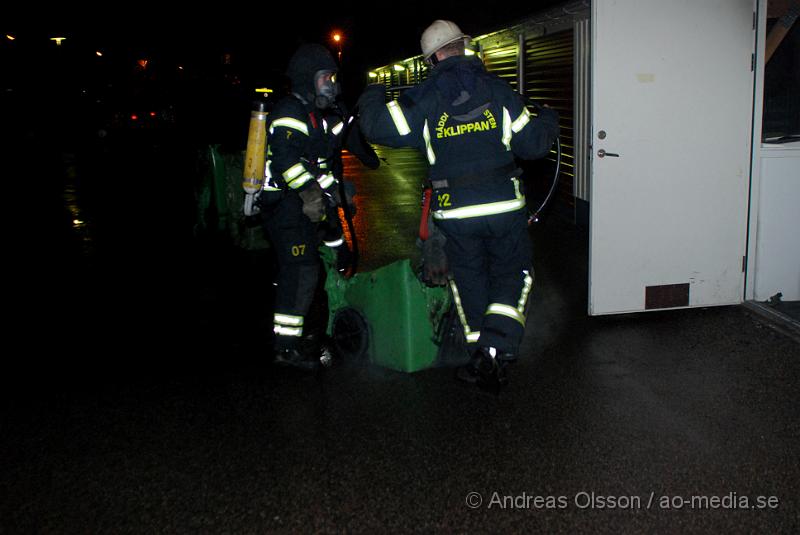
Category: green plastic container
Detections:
[{"x1": 324, "y1": 249, "x2": 450, "y2": 373}]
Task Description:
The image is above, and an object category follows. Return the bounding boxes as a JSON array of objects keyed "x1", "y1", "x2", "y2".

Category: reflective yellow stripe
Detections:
[
  {"x1": 324, "y1": 238, "x2": 344, "y2": 247},
  {"x1": 274, "y1": 313, "x2": 304, "y2": 326},
  {"x1": 517, "y1": 270, "x2": 534, "y2": 313},
  {"x1": 511, "y1": 107, "x2": 531, "y2": 133},
  {"x1": 287, "y1": 172, "x2": 314, "y2": 189},
  {"x1": 317, "y1": 173, "x2": 335, "y2": 189},
  {"x1": 486, "y1": 303, "x2": 526, "y2": 326},
  {"x1": 449, "y1": 280, "x2": 477, "y2": 341},
  {"x1": 274, "y1": 325, "x2": 303, "y2": 337},
  {"x1": 502, "y1": 107, "x2": 513, "y2": 150},
  {"x1": 433, "y1": 197, "x2": 526, "y2": 220},
  {"x1": 387, "y1": 101, "x2": 411, "y2": 136},
  {"x1": 270, "y1": 117, "x2": 309, "y2": 135},
  {"x1": 331, "y1": 121, "x2": 344, "y2": 135},
  {"x1": 512, "y1": 177, "x2": 522, "y2": 199},
  {"x1": 423, "y1": 120, "x2": 436, "y2": 165},
  {"x1": 466, "y1": 332, "x2": 481, "y2": 343},
  {"x1": 283, "y1": 162, "x2": 305, "y2": 181}
]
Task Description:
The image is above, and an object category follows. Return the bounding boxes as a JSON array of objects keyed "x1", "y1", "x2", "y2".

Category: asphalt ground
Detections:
[{"x1": 2, "y1": 133, "x2": 798, "y2": 533}]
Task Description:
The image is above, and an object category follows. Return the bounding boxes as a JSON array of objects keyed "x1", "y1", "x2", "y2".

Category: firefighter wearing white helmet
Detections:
[{"x1": 358, "y1": 20, "x2": 560, "y2": 390}]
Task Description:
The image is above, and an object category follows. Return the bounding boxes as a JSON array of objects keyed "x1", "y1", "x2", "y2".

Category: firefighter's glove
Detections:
[
  {"x1": 356, "y1": 84, "x2": 385, "y2": 109},
  {"x1": 355, "y1": 84, "x2": 386, "y2": 135},
  {"x1": 535, "y1": 106, "x2": 560, "y2": 139},
  {"x1": 298, "y1": 182, "x2": 325, "y2": 222},
  {"x1": 421, "y1": 227, "x2": 448, "y2": 286}
]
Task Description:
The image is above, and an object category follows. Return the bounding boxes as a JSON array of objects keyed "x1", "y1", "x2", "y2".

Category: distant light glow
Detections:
[
  {"x1": 149, "y1": 111, "x2": 156, "y2": 117},
  {"x1": 72, "y1": 219, "x2": 83, "y2": 225},
  {"x1": 131, "y1": 114, "x2": 138, "y2": 121},
  {"x1": 255, "y1": 88, "x2": 273, "y2": 93},
  {"x1": 393, "y1": 64, "x2": 406, "y2": 71},
  {"x1": 95, "y1": 51, "x2": 103, "y2": 57},
  {"x1": 332, "y1": 33, "x2": 342, "y2": 43},
  {"x1": 51, "y1": 37, "x2": 66, "y2": 46},
  {"x1": 368, "y1": 72, "x2": 378, "y2": 78},
  {"x1": 465, "y1": 48, "x2": 476, "y2": 56},
  {"x1": 6, "y1": 35, "x2": 15, "y2": 41},
  {"x1": 137, "y1": 59, "x2": 148, "y2": 69},
  {"x1": 178, "y1": 65, "x2": 184, "y2": 70}
]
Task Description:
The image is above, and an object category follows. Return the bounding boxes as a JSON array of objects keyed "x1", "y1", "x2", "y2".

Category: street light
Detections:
[{"x1": 331, "y1": 32, "x2": 342, "y2": 62}]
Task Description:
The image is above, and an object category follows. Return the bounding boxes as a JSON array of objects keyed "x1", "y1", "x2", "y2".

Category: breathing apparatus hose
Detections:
[
  {"x1": 328, "y1": 103, "x2": 360, "y2": 275},
  {"x1": 524, "y1": 98, "x2": 562, "y2": 225}
]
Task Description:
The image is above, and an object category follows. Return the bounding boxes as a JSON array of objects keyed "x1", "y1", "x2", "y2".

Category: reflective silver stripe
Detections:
[
  {"x1": 317, "y1": 173, "x2": 335, "y2": 189},
  {"x1": 511, "y1": 107, "x2": 531, "y2": 133},
  {"x1": 274, "y1": 325, "x2": 303, "y2": 337},
  {"x1": 270, "y1": 118, "x2": 309, "y2": 135},
  {"x1": 449, "y1": 280, "x2": 477, "y2": 341},
  {"x1": 466, "y1": 332, "x2": 481, "y2": 343},
  {"x1": 433, "y1": 197, "x2": 526, "y2": 220},
  {"x1": 486, "y1": 303, "x2": 526, "y2": 326},
  {"x1": 287, "y1": 172, "x2": 314, "y2": 189},
  {"x1": 502, "y1": 107, "x2": 513, "y2": 150},
  {"x1": 274, "y1": 313, "x2": 304, "y2": 326},
  {"x1": 283, "y1": 162, "x2": 305, "y2": 181},
  {"x1": 386, "y1": 101, "x2": 411, "y2": 136},
  {"x1": 422, "y1": 120, "x2": 436, "y2": 165},
  {"x1": 517, "y1": 270, "x2": 534, "y2": 313},
  {"x1": 331, "y1": 121, "x2": 344, "y2": 135},
  {"x1": 324, "y1": 238, "x2": 344, "y2": 247}
]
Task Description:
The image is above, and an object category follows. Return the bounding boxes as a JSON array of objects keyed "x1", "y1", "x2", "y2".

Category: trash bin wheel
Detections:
[{"x1": 332, "y1": 307, "x2": 369, "y2": 361}]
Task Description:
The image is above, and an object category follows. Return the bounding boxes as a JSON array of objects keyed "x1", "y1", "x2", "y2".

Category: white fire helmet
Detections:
[{"x1": 420, "y1": 20, "x2": 470, "y2": 60}]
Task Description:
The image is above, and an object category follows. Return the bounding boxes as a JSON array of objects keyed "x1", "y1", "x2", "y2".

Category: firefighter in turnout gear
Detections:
[
  {"x1": 357, "y1": 20, "x2": 559, "y2": 388},
  {"x1": 257, "y1": 43, "x2": 378, "y2": 371}
]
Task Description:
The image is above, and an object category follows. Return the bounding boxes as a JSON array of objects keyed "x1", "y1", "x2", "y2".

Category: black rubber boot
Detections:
[
  {"x1": 477, "y1": 356, "x2": 508, "y2": 392},
  {"x1": 455, "y1": 351, "x2": 484, "y2": 384},
  {"x1": 456, "y1": 347, "x2": 509, "y2": 391}
]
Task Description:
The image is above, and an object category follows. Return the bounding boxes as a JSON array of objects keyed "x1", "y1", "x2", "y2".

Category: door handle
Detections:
[{"x1": 597, "y1": 149, "x2": 619, "y2": 158}]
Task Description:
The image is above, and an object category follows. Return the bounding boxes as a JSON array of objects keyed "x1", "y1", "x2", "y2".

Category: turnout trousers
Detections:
[
  {"x1": 436, "y1": 207, "x2": 534, "y2": 354},
  {"x1": 261, "y1": 194, "x2": 320, "y2": 350}
]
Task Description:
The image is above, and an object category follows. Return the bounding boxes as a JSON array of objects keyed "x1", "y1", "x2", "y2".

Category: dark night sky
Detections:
[{"x1": 8, "y1": 2, "x2": 564, "y2": 77}]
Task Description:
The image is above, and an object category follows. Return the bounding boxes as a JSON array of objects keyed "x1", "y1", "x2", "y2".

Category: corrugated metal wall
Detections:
[
  {"x1": 482, "y1": 44, "x2": 519, "y2": 92},
  {"x1": 522, "y1": 30, "x2": 575, "y2": 209}
]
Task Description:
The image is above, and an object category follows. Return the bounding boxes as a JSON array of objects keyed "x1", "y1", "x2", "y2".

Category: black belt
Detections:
[{"x1": 430, "y1": 162, "x2": 520, "y2": 189}]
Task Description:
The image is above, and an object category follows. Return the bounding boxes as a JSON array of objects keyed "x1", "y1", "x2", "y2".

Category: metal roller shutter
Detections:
[
  {"x1": 482, "y1": 44, "x2": 519, "y2": 92},
  {"x1": 523, "y1": 30, "x2": 575, "y2": 209}
]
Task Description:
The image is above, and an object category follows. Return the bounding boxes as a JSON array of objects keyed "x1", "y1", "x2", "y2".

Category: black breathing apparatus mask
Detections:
[{"x1": 314, "y1": 70, "x2": 340, "y2": 109}]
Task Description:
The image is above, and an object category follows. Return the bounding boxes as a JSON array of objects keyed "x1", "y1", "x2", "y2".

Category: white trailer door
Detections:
[{"x1": 589, "y1": 0, "x2": 756, "y2": 315}]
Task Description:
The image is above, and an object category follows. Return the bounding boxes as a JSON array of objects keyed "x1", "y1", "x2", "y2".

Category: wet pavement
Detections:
[{"x1": 2, "y1": 131, "x2": 800, "y2": 533}]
